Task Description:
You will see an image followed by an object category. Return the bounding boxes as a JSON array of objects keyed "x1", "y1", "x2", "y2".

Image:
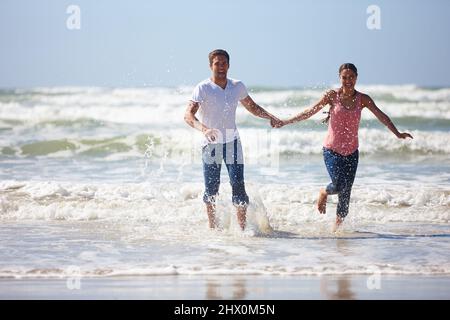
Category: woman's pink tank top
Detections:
[{"x1": 323, "y1": 92, "x2": 363, "y2": 156}]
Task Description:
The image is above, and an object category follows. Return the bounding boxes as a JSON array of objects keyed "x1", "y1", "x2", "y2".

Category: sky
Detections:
[{"x1": 1, "y1": 0, "x2": 449, "y2": 88}]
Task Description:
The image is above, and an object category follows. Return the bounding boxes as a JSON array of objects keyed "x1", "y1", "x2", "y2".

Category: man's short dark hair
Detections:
[{"x1": 209, "y1": 49, "x2": 230, "y2": 65}]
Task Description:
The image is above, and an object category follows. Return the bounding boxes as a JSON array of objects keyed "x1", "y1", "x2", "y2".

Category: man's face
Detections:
[{"x1": 210, "y1": 55, "x2": 229, "y2": 79}]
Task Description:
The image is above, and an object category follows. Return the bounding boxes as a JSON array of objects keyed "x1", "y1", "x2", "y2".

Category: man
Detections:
[{"x1": 184, "y1": 49, "x2": 281, "y2": 230}]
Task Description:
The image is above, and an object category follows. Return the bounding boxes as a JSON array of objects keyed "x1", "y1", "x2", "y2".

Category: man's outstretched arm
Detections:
[{"x1": 240, "y1": 95, "x2": 282, "y2": 126}]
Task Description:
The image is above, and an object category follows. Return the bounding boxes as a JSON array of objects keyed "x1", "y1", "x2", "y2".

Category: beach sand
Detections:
[{"x1": 1, "y1": 275, "x2": 449, "y2": 300}]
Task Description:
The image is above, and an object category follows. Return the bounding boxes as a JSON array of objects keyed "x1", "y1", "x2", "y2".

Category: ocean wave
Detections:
[
  {"x1": 0, "y1": 181, "x2": 448, "y2": 223},
  {"x1": 1, "y1": 85, "x2": 449, "y2": 127},
  {"x1": 1, "y1": 128, "x2": 449, "y2": 158},
  {"x1": 356, "y1": 85, "x2": 450, "y2": 102},
  {"x1": 2, "y1": 110, "x2": 449, "y2": 133}
]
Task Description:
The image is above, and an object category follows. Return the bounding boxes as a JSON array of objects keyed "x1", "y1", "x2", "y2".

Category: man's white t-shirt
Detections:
[{"x1": 190, "y1": 78, "x2": 248, "y2": 145}]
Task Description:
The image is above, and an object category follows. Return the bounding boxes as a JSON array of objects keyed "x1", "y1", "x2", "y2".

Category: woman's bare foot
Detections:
[
  {"x1": 317, "y1": 188, "x2": 328, "y2": 214},
  {"x1": 332, "y1": 216, "x2": 344, "y2": 232}
]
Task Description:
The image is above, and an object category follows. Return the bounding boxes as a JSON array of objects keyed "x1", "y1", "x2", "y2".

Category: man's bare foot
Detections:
[
  {"x1": 317, "y1": 188, "x2": 328, "y2": 214},
  {"x1": 207, "y1": 203, "x2": 217, "y2": 229},
  {"x1": 237, "y1": 206, "x2": 247, "y2": 231},
  {"x1": 208, "y1": 217, "x2": 217, "y2": 229},
  {"x1": 208, "y1": 219, "x2": 216, "y2": 229}
]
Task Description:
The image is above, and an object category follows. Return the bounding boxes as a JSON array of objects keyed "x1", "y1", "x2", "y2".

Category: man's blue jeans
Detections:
[
  {"x1": 323, "y1": 147, "x2": 359, "y2": 218},
  {"x1": 202, "y1": 139, "x2": 249, "y2": 207}
]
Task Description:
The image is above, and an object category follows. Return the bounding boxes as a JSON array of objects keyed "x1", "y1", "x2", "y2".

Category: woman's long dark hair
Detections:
[
  {"x1": 322, "y1": 63, "x2": 358, "y2": 124},
  {"x1": 339, "y1": 63, "x2": 358, "y2": 76}
]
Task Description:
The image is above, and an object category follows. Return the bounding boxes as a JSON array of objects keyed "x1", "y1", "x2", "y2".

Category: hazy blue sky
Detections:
[{"x1": 1, "y1": 0, "x2": 449, "y2": 87}]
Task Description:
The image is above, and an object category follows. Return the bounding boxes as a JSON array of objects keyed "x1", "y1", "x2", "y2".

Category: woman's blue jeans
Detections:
[{"x1": 323, "y1": 147, "x2": 359, "y2": 218}]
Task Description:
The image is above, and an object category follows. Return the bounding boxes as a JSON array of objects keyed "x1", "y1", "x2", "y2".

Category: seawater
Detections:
[{"x1": 0, "y1": 85, "x2": 449, "y2": 278}]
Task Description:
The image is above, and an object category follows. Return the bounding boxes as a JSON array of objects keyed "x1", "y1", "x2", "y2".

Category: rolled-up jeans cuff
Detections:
[
  {"x1": 203, "y1": 194, "x2": 218, "y2": 204},
  {"x1": 232, "y1": 199, "x2": 249, "y2": 207},
  {"x1": 326, "y1": 184, "x2": 338, "y2": 195}
]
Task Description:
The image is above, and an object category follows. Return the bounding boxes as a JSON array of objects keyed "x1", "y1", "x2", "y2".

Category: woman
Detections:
[{"x1": 274, "y1": 63, "x2": 413, "y2": 230}]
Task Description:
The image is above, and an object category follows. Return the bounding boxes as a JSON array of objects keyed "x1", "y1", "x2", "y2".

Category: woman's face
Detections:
[{"x1": 339, "y1": 69, "x2": 357, "y2": 90}]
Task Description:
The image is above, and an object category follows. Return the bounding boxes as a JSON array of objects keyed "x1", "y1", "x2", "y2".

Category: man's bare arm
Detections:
[
  {"x1": 240, "y1": 95, "x2": 278, "y2": 120},
  {"x1": 184, "y1": 101, "x2": 218, "y2": 143}
]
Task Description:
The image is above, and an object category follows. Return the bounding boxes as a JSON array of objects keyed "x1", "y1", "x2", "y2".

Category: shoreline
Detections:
[{"x1": 1, "y1": 274, "x2": 449, "y2": 300}]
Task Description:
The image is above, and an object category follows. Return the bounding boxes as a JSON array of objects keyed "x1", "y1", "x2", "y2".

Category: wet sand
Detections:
[{"x1": 1, "y1": 274, "x2": 449, "y2": 300}]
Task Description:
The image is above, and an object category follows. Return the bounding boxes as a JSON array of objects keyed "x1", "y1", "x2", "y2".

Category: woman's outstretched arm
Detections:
[
  {"x1": 362, "y1": 94, "x2": 413, "y2": 139},
  {"x1": 274, "y1": 90, "x2": 335, "y2": 127}
]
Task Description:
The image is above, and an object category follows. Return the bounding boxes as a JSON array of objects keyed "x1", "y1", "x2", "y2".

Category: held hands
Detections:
[
  {"x1": 270, "y1": 116, "x2": 286, "y2": 128},
  {"x1": 397, "y1": 132, "x2": 414, "y2": 139}
]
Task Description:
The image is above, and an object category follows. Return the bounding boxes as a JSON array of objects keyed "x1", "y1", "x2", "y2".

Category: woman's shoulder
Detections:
[
  {"x1": 357, "y1": 92, "x2": 373, "y2": 107},
  {"x1": 321, "y1": 89, "x2": 341, "y2": 106},
  {"x1": 357, "y1": 91, "x2": 369, "y2": 98},
  {"x1": 324, "y1": 89, "x2": 338, "y2": 102}
]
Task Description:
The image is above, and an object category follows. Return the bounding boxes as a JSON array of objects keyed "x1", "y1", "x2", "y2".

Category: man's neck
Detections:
[{"x1": 211, "y1": 77, "x2": 227, "y2": 89}]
